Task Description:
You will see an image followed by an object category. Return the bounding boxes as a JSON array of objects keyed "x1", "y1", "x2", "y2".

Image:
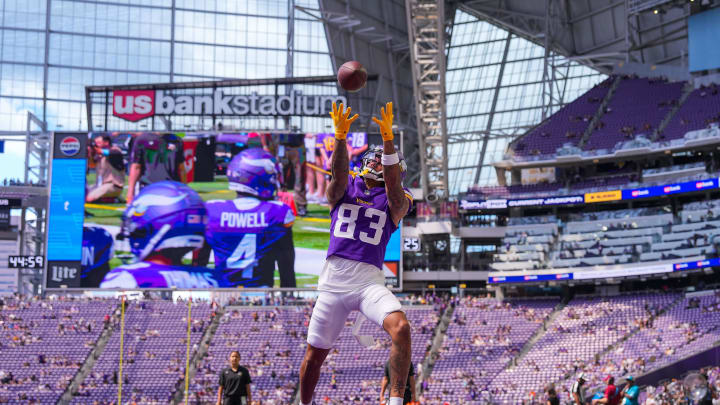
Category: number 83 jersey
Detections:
[{"x1": 326, "y1": 174, "x2": 413, "y2": 270}]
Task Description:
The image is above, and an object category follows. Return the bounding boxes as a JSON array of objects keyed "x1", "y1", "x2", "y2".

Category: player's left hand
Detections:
[
  {"x1": 330, "y1": 102, "x2": 359, "y2": 140},
  {"x1": 372, "y1": 101, "x2": 394, "y2": 141}
]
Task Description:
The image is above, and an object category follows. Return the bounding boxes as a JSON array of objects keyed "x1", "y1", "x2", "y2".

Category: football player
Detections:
[
  {"x1": 80, "y1": 226, "x2": 114, "y2": 287},
  {"x1": 99, "y1": 181, "x2": 224, "y2": 289},
  {"x1": 198, "y1": 148, "x2": 296, "y2": 288},
  {"x1": 299, "y1": 102, "x2": 413, "y2": 405}
]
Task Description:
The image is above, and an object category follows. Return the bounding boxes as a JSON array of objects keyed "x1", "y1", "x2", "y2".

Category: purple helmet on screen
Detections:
[
  {"x1": 121, "y1": 181, "x2": 206, "y2": 261},
  {"x1": 227, "y1": 148, "x2": 280, "y2": 199},
  {"x1": 81, "y1": 226, "x2": 114, "y2": 276},
  {"x1": 360, "y1": 145, "x2": 407, "y2": 182}
]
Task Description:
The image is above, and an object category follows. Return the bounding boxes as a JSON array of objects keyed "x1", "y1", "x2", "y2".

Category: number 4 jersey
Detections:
[
  {"x1": 326, "y1": 174, "x2": 413, "y2": 270},
  {"x1": 204, "y1": 197, "x2": 295, "y2": 287}
]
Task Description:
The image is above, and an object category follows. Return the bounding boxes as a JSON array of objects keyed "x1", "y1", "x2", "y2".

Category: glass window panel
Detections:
[
  {"x1": 446, "y1": 10, "x2": 606, "y2": 193},
  {"x1": 1, "y1": 30, "x2": 45, "y2": 64},
  {"x1": 0, "y1": 64, "x2": 44, "y2": 98},
  {"x1": 2, "y1": 0, "x2": 47, "y2": 30}
]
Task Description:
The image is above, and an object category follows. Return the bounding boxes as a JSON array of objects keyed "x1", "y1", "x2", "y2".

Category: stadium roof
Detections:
[{"x1": 456, "y1": 0, "x2": 691, "y2": 73}]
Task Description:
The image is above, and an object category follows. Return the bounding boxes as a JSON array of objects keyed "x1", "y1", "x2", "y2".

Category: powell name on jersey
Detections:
[
  {"x1": 100, "y1": 262, "x2": 229, "y2": 289},
  {"x1": 327, "y1": 175, "x2": 412, "y2": 270},
  {"x1": 205, "y1": 197, "x2": 294, "y2": 281}
]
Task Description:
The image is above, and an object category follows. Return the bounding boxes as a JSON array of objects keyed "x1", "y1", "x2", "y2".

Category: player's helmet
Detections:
[
  {"x1": 227, "y1": 148, "x2": 280, "y2": 199},
  {"x1": 81, "y1": 226, "x2": 114, "y2": 275},
  {"x1": 121, "y1": 181, "x2": 206, "y2": 261},
  {"x1": 359, "y1": 145, "x2": 407, "y2": 182}
]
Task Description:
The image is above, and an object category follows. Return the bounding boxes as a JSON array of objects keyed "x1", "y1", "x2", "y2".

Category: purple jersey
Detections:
[
  {"x1": 316, "y1": 133, "x2": 334, "y2": 170},
  {"x1": 204, "y1": 198, "x2": 294, "y2": 277},
  {"x1": 326, "y1": 175, "x2": 412, "y2": 269},
  {"x1": 99, "y1": 262, "x2": 227, "y2": 288}
]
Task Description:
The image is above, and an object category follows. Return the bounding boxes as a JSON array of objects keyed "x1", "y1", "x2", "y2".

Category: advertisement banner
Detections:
[
  {"x1": 384, "y1": 226, "x2": 402, "y2": 290},
  {"x1": 488, "y1": 258, "x2": 717, "y2": 284},
  {"x1": 112, "y1": 89, "x2": 347, "y2": 122},
  {"x1": 182, "y1": 138, "x2": 198, "y2": 183},
  {"x1": 584, "y1": 190, "x2": 622, "y2": 203},
  {"x1": 46, "y1": 133, "x2": 88, "y2": 289},
  {"x1": 622, "y1": 178, "x2": 718, "y2": 200}
]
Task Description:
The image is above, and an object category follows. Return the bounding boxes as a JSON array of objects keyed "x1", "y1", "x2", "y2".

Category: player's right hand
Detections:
[{"x1": 330, "y1": 102, "x2": 359, "y2": 140}]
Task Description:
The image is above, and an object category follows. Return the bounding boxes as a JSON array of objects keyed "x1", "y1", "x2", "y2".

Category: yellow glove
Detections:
[
  {"x1": 330, "y1": 102, "x2": 359, "y2": 140},
  {"x1": 372, "y1": 101, "x2": 394, "y2": 141}
]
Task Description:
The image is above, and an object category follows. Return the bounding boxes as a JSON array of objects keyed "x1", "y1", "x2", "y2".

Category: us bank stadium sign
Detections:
[{"x1": 112, "y1": 89, "x2": 348, "y2": 122}]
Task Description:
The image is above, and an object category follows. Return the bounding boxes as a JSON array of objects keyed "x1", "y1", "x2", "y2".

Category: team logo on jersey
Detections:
[{"x1": 59, "y1": 136, "x2": 81, "y2": 157}]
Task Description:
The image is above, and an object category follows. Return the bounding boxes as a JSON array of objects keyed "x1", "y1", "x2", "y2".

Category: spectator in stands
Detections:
[
  {"x1": 217, "y1": 351, "x2": 252, "y2": 405},
  {"x1": 571, "y1": 373, "x2": 587, "y2": 404},
  {"x1": 592, "y1": 376, "x2": 620, "y2": 405},
  {"x1": 86, "y1": 135, "x2": 125, "y2": 203},
  {"x1": 546, "y1": 385, "x2": 560, "y2": 405},
  {"x1": 620, "y1": 376, "x2": 639, "y2": 405}
]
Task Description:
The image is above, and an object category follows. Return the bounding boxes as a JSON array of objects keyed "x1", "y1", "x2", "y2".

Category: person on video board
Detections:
[
  {"x1": 197, "y1": 148, "x2": 296, "y2": 288},
  {"x1": 86, "y1": 134, "x2": 125, "y2": 203},
  {"x1": 99, "y1": 181, "x2": 225, "y2": 288},
  {"x1": 126, "y1": 132, "x2": 186, "y2": 206}
]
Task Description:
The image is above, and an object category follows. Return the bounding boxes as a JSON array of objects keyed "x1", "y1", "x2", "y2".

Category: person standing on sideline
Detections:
[
  {"x1": 380, "y1": 360, "x2": 416, "y2": 405},
  {"x1": 572, "y1": 373, "x2": 587, "y2": 404},
  {"x1": 126, "y1": 132, "x2": 186, "y2": 206},
  {"x1": 217, "y1": 351, "x2": 252, "y2": 405}
]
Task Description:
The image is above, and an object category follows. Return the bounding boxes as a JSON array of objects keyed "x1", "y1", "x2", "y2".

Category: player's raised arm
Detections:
[
  {"x1": 372, "y1": 102, "x2": 409, "y2": 226},
  {"x1": 326, "y1": 102, "x2": 358, "y2": 209}
]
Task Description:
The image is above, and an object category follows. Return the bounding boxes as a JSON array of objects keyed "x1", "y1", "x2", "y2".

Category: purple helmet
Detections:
[
  {"x1": 81, "y1": 226, "x2": 114, "y2": 276},
  {"x1": 227, "y1": 148, "x2": 280, "y2": 199},
  {"x1": 359, "y1": 145, "x2": 407, "y2": 182},
  {"x1": 121, "y1": 181, "x2": 206, "y2": 261}
]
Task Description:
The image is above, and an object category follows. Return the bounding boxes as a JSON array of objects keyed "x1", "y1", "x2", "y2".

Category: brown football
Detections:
[{"x1": 337, "y1": 61, "x2": 367, "y2": 92}]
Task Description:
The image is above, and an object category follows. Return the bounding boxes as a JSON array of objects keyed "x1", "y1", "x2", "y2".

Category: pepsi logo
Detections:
[
  {"x1": 632, "y1": 190, "x2": 640, "y2": 197},
  {"x1": 59, "y1": 136, "x2": 81, "y2": 156}
]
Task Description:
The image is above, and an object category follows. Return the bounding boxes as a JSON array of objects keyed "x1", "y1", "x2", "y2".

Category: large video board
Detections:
[{"x1": 45, "y1": 132, "x2": 402, "y2": 290}]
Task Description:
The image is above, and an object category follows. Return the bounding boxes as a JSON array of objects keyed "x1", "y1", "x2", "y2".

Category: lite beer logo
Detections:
[
  {"x1": 112, "y1": 89, "x2": 347, "y2": 122},
  {"x1": 113, "y1": 90, "x2": 155, "y2": 122},
  {"x1": 50, "y1": 264, "x2": 77, "y2": 283},
  {"x1": 59, "y1": 136, "x2": 81, "y2": 157}
]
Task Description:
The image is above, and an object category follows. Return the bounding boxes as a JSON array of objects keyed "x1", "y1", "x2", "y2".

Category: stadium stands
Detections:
[
  {"x1": 0, "y1": 296, "x2": 115, "y2": 404},
  {"x1": 71, "y1": 300, "x2": 212, "y2": 405},
  {"x1": 311, "y1": 307, "x2": 438, "y2": 404},
  {"x1": 661, "y1": 84, "x2": 720, "y2": 142},
  {"x1": 584, "y1": 77, "x2": 685, "y2": 151},
  {"x1": 422, "y1": 298, "x2": 557, "y2": 404},
  {"x1": 580, "y1": 293, "x2": 720, "y2": 391},
  {"x1": 189, "y1": 306, "x2": 310, "y2": 405},
  {"x1": 491, "y1": 205, "x2": 719, "y2": 272},
  {"x1": 484, "y1": 293, "x2": 678, "y2": 403},
  {"x1": 2, "y1": 292, "x2": 720, "y2": 403},
  {"x1": 512, "y1": 77, "x2": 613, "y2": 157}
]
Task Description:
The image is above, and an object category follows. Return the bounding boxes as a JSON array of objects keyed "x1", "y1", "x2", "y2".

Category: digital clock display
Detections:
[{"x1": 8, "y1": 255, "x2": 44, "y2": 269}]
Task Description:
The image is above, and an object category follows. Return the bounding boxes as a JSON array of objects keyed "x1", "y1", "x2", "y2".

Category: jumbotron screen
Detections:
[{"x1": 44, "y1": 131, "x2": 401, "y2": 290}]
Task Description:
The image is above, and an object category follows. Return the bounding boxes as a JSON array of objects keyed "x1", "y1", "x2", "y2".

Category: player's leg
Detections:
[
  {"x1": 300, "y1": 291, "x2": 350, "y2": 404},
  {"x1": 359, "y1": 284, "x2": 411, "y2": 404}
]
